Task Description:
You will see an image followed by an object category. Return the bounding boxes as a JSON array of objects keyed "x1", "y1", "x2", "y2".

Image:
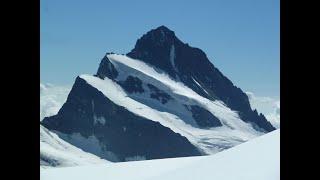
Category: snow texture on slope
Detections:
[
  {"x1": 40, "y1": 129, "x2": 279, "y2": 180},
  {"x1": 40, "y1": 125, "x2": 108, "y2": 169},
  {"x1": 77, "y1": 54, "x2": 264, "y2": 154}
]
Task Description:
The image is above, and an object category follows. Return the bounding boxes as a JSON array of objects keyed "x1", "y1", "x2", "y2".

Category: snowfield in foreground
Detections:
[{"x1": 41, "y1": 129, "x2": 279, "y2": 180}]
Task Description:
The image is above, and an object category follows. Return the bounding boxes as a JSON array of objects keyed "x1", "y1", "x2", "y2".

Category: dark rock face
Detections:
[
  {"x1": 128, "y1": 26, "x2": 178, "y2": 78},
  {"x1": 147, "y1": 84, "x2": 172, "y2": 104},
  {"x1": 119, "y1": 76, "x2": 144, "y2": 94},
  {"x1": 40, "y1": 155, "x2": 60, "y2": 167},
  {"x1": 96, "y1": 54, "x2": 118, "y2": 80},
  {"x1": 127, "y1": 25, "x2": 275, "y2": 132},
  {"x1": 41, "y1": 77, "x2": 201, "y2": 161},
  {"x1": 188, "y1": 105, "x2": 222, "y2": 128}
]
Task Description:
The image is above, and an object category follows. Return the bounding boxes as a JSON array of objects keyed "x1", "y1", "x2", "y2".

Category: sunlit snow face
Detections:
[{"x1": 40, "y1": 83, "x2": 71, "y2": 121}]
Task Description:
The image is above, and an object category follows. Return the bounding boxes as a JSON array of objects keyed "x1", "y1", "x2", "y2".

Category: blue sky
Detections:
[{"x1": 40, "y1": 0, "x2": 279, "y2": 97}]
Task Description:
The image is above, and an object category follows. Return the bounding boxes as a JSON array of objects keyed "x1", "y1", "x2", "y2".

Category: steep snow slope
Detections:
[
  {"x1": 126, "y1": 26, "x2": 275, "y2": 132},
  {"x1": 77, "y1": 54, "x2": 262, "y2": 154},
  {"x1": 107, "y1": 54, "x2": 261, "y2": 132},
  {"x1": 41, "y1": 129, "x2": 279, "y2": 180}
]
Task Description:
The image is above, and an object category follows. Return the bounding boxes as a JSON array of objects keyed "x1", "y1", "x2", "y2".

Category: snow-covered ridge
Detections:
[
  {"x1": 78, "y1": 54, "x2": 263, "y2": 154},
  {"x1": 41, "y1": 129, "x2": 279, "y2": 180},
  {"x1": 107, "y1": 54, "x2": 251, "y2": 129}
]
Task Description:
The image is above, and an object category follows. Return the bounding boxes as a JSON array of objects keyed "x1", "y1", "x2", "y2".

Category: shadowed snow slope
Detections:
[
  {"x1": 41, "y1": 129, "x2": 279, "y2": 180},
  {"x1": 40, "y1": 125, "x2": 108, "y2": 169}
]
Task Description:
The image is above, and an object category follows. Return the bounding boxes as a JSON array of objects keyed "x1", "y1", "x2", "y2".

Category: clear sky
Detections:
[{"x1": 40, "y1": 0, "x2": 279, "y2": 97}]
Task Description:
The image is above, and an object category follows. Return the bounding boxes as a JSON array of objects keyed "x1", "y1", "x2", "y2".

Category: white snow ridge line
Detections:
[{"x1": 79, "y1": 54, "x2": 262, "y2": 155}]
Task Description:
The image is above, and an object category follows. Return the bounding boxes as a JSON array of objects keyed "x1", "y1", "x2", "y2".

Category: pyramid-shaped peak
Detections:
[
  {"x1": 140, "y1": 25, "x2": 176, "y2": 42},
  {"x1": 153, "y1": 25, "x2": 174, "y2": 33}
]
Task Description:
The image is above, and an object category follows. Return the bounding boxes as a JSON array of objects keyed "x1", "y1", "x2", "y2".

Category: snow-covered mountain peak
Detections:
[
  {"x1": 113, "y1": 26, "x2": 275, "y2": 132},
  {"x1": 41, "y1": 26, "x2": 276, "y2": 164},
  {"x1": 140, "y1": 25, "x2": 176, "y2": 43}
]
